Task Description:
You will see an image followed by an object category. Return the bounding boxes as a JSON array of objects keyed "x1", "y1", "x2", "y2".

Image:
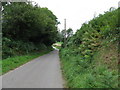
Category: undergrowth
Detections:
[{"x1": 60, "y1": 8, "x2": 119, "y2": 88}]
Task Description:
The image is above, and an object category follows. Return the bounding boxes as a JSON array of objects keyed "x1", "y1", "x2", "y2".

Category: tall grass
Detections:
[{"x1": 60, "y1": 48, "x2": 118, "y2": 88}]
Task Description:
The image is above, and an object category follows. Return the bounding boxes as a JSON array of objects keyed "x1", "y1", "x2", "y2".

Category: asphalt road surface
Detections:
[{"x1": 2, "y1": 50, "x2": 64, "y2": 88}]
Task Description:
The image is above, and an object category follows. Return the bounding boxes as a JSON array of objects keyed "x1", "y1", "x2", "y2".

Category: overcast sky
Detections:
[{"x1": 32, "y1": 0, "x2": 119, "y2": 32}]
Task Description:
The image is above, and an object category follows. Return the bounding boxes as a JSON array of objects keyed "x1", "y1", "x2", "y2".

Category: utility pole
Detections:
[
  {"x1": 64, "y1": 19, "x2": 66, "y2": 31},
  {"x1": 64, "y1": 19, "x2": 66, "y2": 46}
]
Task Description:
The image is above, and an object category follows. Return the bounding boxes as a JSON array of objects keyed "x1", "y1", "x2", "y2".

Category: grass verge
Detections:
[{"x1": 1, "y1": 48, "x2": 53, "y2": 75}]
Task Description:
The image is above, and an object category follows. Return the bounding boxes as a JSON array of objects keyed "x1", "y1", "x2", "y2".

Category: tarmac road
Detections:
[{"x1": 2, "y1": 50, "x2": 64, "y2": 88}]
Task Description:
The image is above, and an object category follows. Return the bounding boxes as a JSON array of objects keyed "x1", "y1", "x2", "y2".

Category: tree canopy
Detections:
[{"x1": 2, "y1": 2, "x2": 59, "y2": 59}]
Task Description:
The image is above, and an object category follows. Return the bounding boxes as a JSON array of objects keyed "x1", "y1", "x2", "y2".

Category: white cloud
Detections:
[{"x1": 32, "y1": 0, "x2": 119, "y2": 32}]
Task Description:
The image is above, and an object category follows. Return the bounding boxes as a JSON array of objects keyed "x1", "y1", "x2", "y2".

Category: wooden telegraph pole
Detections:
[{"x1": 64, "y1": 19, "x2": 66, "y2": 47}]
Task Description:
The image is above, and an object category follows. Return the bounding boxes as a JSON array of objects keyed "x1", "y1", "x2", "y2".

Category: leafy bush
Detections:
[{"x1": 2, "y1": 37, "x2": 50, "y2": 59}]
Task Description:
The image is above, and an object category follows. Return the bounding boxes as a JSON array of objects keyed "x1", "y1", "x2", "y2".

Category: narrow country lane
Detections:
[{"x1": 2, "y1": 50, "x2": 64, "y2": 88}]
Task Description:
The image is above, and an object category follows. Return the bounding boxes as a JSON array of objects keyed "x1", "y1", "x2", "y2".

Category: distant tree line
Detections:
[{"x1": 57, "y1": 28, "x2": 73, "y2": 45}]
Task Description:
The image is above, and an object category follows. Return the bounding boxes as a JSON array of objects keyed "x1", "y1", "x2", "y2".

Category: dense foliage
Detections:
[
  {"x1": 60, "y1": 8, "x2": 119, "y2": 88},
  {"x1": 2, "y1": 2, "x2": 58, "y2": 59}
]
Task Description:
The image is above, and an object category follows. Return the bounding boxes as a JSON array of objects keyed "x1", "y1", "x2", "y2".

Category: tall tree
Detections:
[{"x1": 2, "y1": 2, "x2": 58, "y2": 45}]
